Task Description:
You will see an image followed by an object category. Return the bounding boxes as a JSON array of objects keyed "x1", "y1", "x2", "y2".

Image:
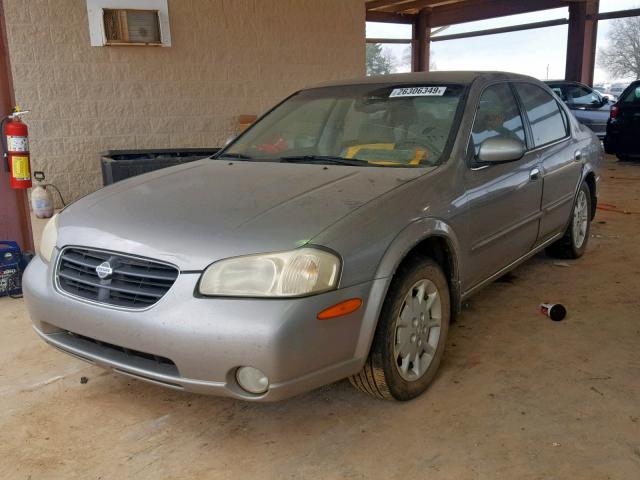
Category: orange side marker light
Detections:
[{"x1": 317, "y1": 298, "x2": 363, "y2": 320}]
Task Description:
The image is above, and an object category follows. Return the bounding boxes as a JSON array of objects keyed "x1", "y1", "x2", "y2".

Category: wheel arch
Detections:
[
  {"x1": 354, "y1": 219, "x2": 462, "y2": 361},
  {"x1": 391, "y1": 235, "x2": 461, "y2": 317},
  {"x1": 583, "y1": 170, "x2": 597, "y2": 219}
]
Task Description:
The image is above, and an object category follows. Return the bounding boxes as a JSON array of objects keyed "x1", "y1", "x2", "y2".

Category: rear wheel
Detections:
[
  {"x1": 546, "y1": 182, "x2": 591, "y2": 259},
  {"x1": 350, "y1": 257, "x2": 450, "y2": 401}
]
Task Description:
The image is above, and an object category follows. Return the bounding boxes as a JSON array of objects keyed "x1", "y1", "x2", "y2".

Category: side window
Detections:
[
  {"x1": 621, "y1": 85, "x2": 640, "y2": 105},
  {"x1": 471, "y1": 83, "x2": 526, "y2": 154},
  {"x1": 563, "y1": 84, "x2": 601, "y2": 106},
  {"x1": 515, "y1": 83, "x2": 568, "y2": 147}
]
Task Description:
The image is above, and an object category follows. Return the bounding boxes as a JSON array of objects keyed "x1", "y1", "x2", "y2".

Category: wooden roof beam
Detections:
[
  {"x1": 429, "y1": 0, "x2": 571, "y2": 27},
  {"x1": 366, "y1": 10, "x2": 416, "y2": 23},
  {"x1": 382, "y1": 0, "x2": 464, "y2": 13},
  {"x1": 366, "y1": 0, "x2": 415, "y2": 11}
]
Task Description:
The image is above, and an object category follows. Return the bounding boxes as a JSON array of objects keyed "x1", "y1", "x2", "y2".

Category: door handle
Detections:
[
  {"x1": 574, "y1": 150, "x2": 582, "y2": 162},
  {"x1": 530, "y1": 167, "x2": 541, "y2": 181}
]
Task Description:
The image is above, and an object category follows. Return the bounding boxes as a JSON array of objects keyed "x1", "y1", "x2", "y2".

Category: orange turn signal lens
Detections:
[{"x1": 317, "y1": 298, "x2": 363, "y2": 320}]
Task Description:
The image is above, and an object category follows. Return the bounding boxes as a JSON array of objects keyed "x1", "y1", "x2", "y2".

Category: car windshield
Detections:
[{"x1": 220, "y1": 83, "x2": 466, "y2": 167}]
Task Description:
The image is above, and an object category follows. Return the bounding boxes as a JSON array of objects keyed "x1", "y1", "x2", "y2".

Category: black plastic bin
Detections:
[{"x1": 101, "y1": 148, "x2": 220, "y2": 186}]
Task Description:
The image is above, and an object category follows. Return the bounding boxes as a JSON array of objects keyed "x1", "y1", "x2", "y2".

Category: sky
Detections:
[{"x1": 366, "y1": 0, "x2": 639, "y2": 85}]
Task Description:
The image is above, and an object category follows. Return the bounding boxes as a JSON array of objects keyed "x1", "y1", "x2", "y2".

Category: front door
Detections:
[{"x1": 463, "y1": 82, "x2": 543, "y2": 290}]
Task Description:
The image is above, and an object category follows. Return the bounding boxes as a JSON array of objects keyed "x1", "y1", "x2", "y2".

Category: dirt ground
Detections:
[{"x1": 1, "y1": 154, "x2": 638, "y2": 480}]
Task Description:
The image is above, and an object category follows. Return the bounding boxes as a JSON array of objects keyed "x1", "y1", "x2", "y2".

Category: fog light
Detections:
[{"x1": 236, "y1": 366, "x2": 269, "y2": 394}]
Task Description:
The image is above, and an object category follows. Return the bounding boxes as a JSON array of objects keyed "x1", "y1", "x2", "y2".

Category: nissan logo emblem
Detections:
[{"x1": 95, "y1": 261, "x2": 113, "y2": 280}]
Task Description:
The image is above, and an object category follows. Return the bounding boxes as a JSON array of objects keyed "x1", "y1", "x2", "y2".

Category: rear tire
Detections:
[
  {"x1": 350, "y1": 256, "x2": 450, "y2": 401},
  {"x1": 545, "y1": 182, "x2": 591, "y2": 259}
]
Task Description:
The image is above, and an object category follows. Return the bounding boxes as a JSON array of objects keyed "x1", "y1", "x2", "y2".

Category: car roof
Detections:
[
  {"x1": 308, "y1": 71, "x2": 539, "y2": 89},
  {"x1": 544, "y1": 80, "x2": 588, "y2": 86}
]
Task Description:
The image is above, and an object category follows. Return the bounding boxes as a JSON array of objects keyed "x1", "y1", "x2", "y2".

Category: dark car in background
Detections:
[
  {"x1": 605, "y1": 80, "x2": 640, "y2": 161},
  {"x1": 546, "y1": 81, "x2": 611, "y2": 140}
]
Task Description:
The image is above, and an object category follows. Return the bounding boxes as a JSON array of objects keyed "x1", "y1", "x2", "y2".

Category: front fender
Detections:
[
  {"x1": 353, "y1": 217, "x2": 462, "y2": 361},
  {"x1": 374, "y1": 217, "x2": 462, "y2": 281}
]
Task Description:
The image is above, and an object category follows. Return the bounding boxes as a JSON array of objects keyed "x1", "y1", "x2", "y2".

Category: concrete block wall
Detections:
[{"x1": 4, "y1": 0, "x2": 365, "y2": 205}]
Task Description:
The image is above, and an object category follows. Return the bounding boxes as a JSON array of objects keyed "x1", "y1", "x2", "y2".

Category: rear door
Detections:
[
  {"x1": 463, "y1": 82, "x2": 542, "y2": 289},
  {"x1": 513, "y1": 82, "x2": 582, "y2": 243}
]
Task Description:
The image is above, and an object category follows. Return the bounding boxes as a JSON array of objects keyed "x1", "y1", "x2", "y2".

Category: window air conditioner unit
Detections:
[{"x1": 102, "y1": 8, "x2": 161, "y2": 45}]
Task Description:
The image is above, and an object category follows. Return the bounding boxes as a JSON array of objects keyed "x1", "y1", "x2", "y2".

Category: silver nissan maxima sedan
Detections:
[{"x1": 23, "y1": 72, "x2": 602, "y2": 401}]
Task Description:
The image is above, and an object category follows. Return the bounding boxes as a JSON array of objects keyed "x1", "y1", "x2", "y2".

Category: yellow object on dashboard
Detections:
[{"x1": 344, "y1": 143, "x2": 427, "y2": 166}]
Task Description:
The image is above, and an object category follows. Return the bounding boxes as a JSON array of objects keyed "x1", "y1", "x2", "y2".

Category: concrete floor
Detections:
[{"x1": 1, "y1": 155, "x2": 639, "y2": 479}]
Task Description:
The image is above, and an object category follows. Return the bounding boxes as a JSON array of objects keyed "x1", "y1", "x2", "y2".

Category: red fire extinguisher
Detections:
[{"x1": 2, "y1": 106, "x2": 31, "y2": 189}]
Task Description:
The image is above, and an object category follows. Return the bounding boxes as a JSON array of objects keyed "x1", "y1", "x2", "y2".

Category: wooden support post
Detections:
[
  {"x1": 412, "y1": 8, "x2": 431, "y2": 72},
  {"x1": 565, "y1": 0, "x2": 599, "y2": 86},
  {"x1": 0, "y1": 1, "x2": 33, "y2": 251}
]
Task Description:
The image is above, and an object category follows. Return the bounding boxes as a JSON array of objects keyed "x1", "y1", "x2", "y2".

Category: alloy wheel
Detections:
[
  {"x1": 572, "y1": 190, "x2": 589, "y2": 249},
  {"x1": 393, "y1": 279, "x2": 442, "y2": 381}
]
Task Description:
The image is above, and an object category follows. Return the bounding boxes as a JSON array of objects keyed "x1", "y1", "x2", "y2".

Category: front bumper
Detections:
[{"x1": 23, "y1": 253, "x2": 387, "y2": 401}]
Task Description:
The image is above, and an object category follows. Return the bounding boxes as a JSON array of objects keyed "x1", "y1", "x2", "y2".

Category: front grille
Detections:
[{"x1": 56, "y1": 247, "x2": 178, "y2": 309}]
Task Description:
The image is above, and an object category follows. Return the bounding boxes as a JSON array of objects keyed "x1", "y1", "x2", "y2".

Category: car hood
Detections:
[{"x1": 58, "y1": 159, "x2": 428, "y2": 270}]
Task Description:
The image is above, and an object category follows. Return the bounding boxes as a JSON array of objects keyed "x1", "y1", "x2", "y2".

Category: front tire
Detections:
[
  {"x1": 546, "y1": 182, "x2": 591, "y2": 259},
  {"x1": 350, "y1": 256, "x2": 450, "y2": 401}
]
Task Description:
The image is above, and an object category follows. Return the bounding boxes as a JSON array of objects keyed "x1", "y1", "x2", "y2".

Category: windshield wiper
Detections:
[
  {"x1": 280, "y1": 155, "x2": 368, "y2": 166},
  {"x1": 216, "y1": 152, "x2": 253, "y2": 160}
]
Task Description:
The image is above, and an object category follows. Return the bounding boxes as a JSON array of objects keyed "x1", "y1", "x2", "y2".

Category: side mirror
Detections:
[
  {"x1": 477, "y1": 136, "x2": 526, "y2": 163},
  {"x1": 601, "y1": 96, "x2": 609, "y2": 105}
]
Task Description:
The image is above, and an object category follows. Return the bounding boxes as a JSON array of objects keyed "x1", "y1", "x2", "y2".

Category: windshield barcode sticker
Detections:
[{"x1": 390, "y1": 86, "x2": 447, "y2": 97}]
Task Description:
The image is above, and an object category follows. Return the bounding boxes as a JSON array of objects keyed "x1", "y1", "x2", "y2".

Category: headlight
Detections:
[
  {"x1": 38, "y1": 214, "x2": 59, "y2": 263},
  {"x1": 199, "y1": 248, "x2": 340, "y2": 297}
]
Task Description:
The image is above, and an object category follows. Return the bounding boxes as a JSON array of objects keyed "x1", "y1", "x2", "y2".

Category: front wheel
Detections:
[
  {"x1": 350, "y1": 256, "x2": 450, "y2": 401},
  {"x1": 546, "y1": 182, "x2": 591, "y2": 259}
]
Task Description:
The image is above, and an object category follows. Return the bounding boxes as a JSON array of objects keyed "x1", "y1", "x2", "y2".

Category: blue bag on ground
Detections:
[{"x1": 0, "y1": 241, "x2": 29, "y2": 298}]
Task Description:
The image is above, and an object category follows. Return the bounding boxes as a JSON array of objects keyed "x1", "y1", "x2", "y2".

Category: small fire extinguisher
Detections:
[{"x1": 2, "y1": 106, "x2": 31, "y2": 189}]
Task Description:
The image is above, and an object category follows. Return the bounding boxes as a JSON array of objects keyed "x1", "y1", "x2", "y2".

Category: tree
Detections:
[
  {"x1": 598, "y1": 16, "x2": 640, "y2": 80},
  {"x1": 366, "y1": 43, "x2": 395, "y2": 75},
  {"x1": 402, "y1": 46, "x2": 436, "y2": 71}
]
